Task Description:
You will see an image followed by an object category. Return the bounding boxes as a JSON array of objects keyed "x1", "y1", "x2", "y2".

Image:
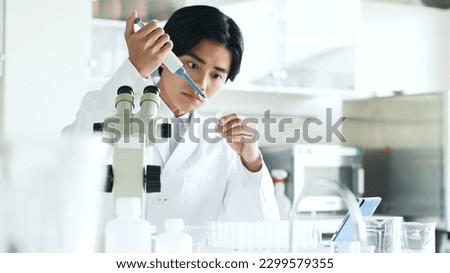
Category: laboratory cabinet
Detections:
[
  {"x1": 88, "y1": 0, "x2": 450, "y2": 96},
  {"x1": 357, "y1": 0, "x2": 450, "y2": 95},
  {"x1": 343, "y1": 91, "x2": 450, "y2": 252},
  {"x1": 88, "y1": 0, "x2": 185, "y2": 90},
  {"x1": 88, "y1": 18, "x2": 127, "y2": 89},
  {"x1": 220, "y1": 0, "x2": 360, "y2": 95}
]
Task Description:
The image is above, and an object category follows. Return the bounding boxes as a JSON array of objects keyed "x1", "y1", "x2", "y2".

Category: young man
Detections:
[{"x1": 64, "y1": 5, "x2": 279, "y2": 231}]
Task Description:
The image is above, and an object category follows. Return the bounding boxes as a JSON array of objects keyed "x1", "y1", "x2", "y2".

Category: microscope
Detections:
[{"x1": 94, "y1": 85, "x2": 170, "y2": 216}]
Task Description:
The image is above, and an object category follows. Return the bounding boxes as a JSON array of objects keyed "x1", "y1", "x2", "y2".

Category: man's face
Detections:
[{"x1": 158, "y1": 39, "x2": 232, "y2": 116}]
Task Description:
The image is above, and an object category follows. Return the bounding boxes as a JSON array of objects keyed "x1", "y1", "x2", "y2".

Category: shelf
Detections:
[
  {"x1": 88, "y1": 0, "x2": 363, "y2": 99},
  {"x1": 223, "y1": 82, "x2": 369, "y2": 100}
]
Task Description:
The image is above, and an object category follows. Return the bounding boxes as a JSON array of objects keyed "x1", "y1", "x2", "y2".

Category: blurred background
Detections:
[{"x1": 0, "y1": 0, "x2": 449, "y2": 252}]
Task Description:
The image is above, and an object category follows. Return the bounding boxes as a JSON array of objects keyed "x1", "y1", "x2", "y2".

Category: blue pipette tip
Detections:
[{"x1": 181, "y1": 72, "x2": 207, "y2": 100}]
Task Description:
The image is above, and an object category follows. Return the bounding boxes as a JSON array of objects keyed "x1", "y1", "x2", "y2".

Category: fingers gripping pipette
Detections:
[
  {"x1": 134, "y1": 17, "x2": 207, "y2": 101},
  {"x1": 134, "y1": 18, "x2": 225, "y2": 154}
]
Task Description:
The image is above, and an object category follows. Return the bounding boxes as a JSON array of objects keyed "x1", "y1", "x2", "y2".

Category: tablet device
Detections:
[{"x1": 330, "y1": 197, "x2": 382, "y2": 242}]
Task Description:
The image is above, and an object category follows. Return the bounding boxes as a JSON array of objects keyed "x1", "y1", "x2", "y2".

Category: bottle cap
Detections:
[
  {"x1": 271, "y1": 169, "x2": 288, "y2": 182},
  {"x1": 164, "y1": 218, "x2": 184, "y2": 232},
  {"x1": 115, "y1": 197, "x2": 141, "y2": 217}
]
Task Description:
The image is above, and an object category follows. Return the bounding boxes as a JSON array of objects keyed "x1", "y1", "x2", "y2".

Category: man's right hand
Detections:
[{"x1": 124, "y1": 11, "x2": 173, "y2": 78}]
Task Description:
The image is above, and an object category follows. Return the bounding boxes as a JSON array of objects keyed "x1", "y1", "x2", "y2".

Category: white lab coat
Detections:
[{"x1": 63, "y1": 60, "x2": 280, "y2": 231}]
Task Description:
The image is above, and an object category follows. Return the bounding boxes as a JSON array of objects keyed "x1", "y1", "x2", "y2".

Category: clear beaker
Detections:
[
  {"x1": 365, "y1": 216, "x2": 403, "y2": 253},
  {"x1": 290, "y1": 218, "x2": 323, "y2": 252},
  {"x1": 184, "y1": 225, "x2": 209, "y2": 253},
  {"x1": 401, "y1": 222, "x2": 436, "y2": 253}
]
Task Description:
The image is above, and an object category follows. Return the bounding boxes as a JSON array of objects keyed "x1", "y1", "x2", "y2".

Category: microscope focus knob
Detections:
[
  {"x1": 145, "y1": 165, "x2": 161, "y2": 193},
  {"x1": 161, "y1": 123, "x2": 171, "y2": 139},
  {"x1": 105, "y1": 165, "x2": 114, "y2": 193}
]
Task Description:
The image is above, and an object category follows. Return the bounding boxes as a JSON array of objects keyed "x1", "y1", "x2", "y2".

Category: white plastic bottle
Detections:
[
  {"x1": 271, "y1": 169, "x2": 292, "y2": 220},
  {"x1": 105, "y1": 197, "x2": 153, "y2": 253},
  {"x1": 154, "y1": 218, "x2": 192, "y2": 253}
]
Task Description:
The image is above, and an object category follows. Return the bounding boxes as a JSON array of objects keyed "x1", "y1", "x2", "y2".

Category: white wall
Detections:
[
  {"x1": 357, "y1": 1, "x2": 450, "y2": 95},
  {"x1": 2, "y1": 0, "x2": 90, "y2": 140}
]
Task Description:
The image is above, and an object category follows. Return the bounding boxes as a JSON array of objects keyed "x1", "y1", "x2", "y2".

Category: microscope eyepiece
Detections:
[
  {"x1": 117, "y1": 85, "x2": 134, "y2": 95},
  {"x1": 143, "y1": 85, "x2": 159, "y2": 95}
]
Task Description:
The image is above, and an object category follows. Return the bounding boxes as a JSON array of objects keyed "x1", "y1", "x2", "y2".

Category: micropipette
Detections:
[{"x1": 134, "y1": 19, "x2": 207, "y2": 97}]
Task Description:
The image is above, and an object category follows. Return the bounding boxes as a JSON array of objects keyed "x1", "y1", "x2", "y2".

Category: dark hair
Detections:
[{"x1": 159, "y1": 5, "x2": 244, "y2": 82}]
